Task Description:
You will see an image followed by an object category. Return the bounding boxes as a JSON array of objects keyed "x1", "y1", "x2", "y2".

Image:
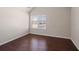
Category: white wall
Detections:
[
  {"x1": 0, "y1": 7, "x2": 29, "y2": 45},
  {"x1": 71, "y1": 8, "x2": 79, "y2": 49},
  {"x1": 30, "y1": 7, "x2": 71, "y2": 39}
]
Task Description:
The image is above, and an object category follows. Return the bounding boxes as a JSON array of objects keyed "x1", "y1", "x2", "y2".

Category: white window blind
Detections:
[{"x1": 31, "y1": 15, "x2": 47, "y2": 30}]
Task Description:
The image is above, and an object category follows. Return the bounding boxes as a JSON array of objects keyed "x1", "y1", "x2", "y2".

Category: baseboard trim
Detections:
[
  {"x1": 0, "y1": 33, "x2": 29, "y2": 46},
  {"x1": 71, "y1": 39, "x2": 79, "y2": 50},
  {"x1": 29, "y1": 33, "x2": 71, "y2": 40}
]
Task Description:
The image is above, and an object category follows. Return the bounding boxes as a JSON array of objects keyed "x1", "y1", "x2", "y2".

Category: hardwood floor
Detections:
[{"x1": 0, "y1": 34, "x2": 78, "y2": 51}]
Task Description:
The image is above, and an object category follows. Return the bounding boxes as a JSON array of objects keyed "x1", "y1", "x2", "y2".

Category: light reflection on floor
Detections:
[{"x1": 30, "y1": 38, "x2": 47, "y2": 51}]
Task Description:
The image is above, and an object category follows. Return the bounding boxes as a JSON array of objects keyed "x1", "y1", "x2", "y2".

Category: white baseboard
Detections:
[
  {"x1": 30, "y1": 32, "x2": 71, "y2": 39},
  {"x1": 0, "y1": 33, "x2": 29, "y2": 46},
  {"x1": 71, "y1": 39, "x2": 79, "y2": 50}
]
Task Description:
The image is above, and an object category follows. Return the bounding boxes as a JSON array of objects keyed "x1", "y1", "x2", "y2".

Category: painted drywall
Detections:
[
  {"x1": 0, "y1": 7, "x2": 29, "y2": 45},
  {"x1": 71, "y1": 8, "x2": 79, "y2": 49},
  {"x1": 30, "y1": 7, "x2": 71, "y2": 39}
]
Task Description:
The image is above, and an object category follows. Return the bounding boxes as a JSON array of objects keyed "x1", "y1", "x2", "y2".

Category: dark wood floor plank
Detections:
[{"x1": 0, "y1": 34, "x2": 78, "y2": 51}]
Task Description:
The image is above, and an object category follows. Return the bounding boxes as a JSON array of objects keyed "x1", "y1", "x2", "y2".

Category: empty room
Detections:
[{"x1": 0, "y1": 7, "x2": 79, "y2": 51}]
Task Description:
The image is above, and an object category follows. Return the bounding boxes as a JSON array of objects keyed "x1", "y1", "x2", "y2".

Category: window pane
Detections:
[
  {"x1": 31, "y1": 15, "x2": 47, "y2": 30},
  {"x1": 32, "y1": 24, "x2": 38, "y2": 28}
]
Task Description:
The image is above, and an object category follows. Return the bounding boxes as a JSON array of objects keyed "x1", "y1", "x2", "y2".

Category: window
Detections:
[{"x1": 31, "y1": 15, "x2": 47, "y2": 30}]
